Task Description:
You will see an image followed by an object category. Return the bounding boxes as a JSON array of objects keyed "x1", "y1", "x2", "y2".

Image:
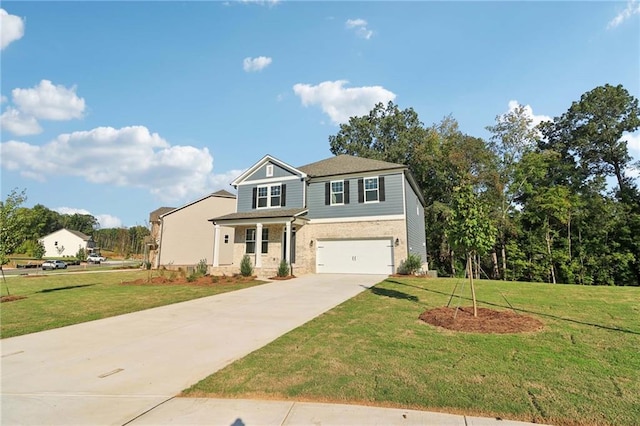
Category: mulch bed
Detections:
[
  {"x1": 1, "y1": 295, "x2": 27, "y2": 303},
  {"x1": 419, "y1": 306, "x2": 544, "y2": 334},
  {"x1": 268, "y1": 275, "x2": 296, "y2": 280},
  {"x1": 122, "y1": 275, "x2": 256, "y2": 287}
]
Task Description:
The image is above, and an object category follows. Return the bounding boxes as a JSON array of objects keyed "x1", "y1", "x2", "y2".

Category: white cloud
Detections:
[
  {"x1": 0, "y1": 107, "x2": 43, "y2": 135},
  {"x1": 55, "y1": 207, "x2": 92, "y2": 216},
  {"x1": 346, "y1": 18, "x2": 373, "y2": 40},
  {"x1": 1, "y1": 9, "x2": 24, "y2": 50},
  {"x1": 243, "y1": 56, "x2": 272, "y2": 72},
  {"x1": 95, "y1": 214, "x2": 124, "y2": 229},
  {"x1": 1, "y1": 95, "x2": 7, "y2": 103},
  {"x1": 623, "y1": 131, "x2": 640, "y2": 181},
  {"x1": 607, "y1": 0, "x2": 640, "y2": 29},
  {"x1": 293, "y1": 80, "x2": 396, "y2": 124},
  {"x1": 1, "y1": 80, "x2": 86, "y2": 136},
  {"x1": 0, "y1": 125, "x2": 236, "y2": 203},
  {"x1": 506, "y1": 100, "x2": 552, "y2": 129},
  {"x1": 54, "y1": 207, "x2": 123, "y2": 229},
  {"x1": 12, "y1": 80, "x2": 86, "y2": 120},
  {"x1": 623, "y1": 131, "x2": 640, "y2": 153}
]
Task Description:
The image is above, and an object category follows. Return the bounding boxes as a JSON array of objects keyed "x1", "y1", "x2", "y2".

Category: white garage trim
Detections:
[{"x1": 316, "y1": 238, "x2": 394, "y2": 274}]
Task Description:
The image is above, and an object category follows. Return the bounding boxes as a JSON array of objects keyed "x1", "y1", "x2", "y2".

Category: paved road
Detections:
[{"x1": 1, "y1": 274, "x2": 385, "y2": 425}]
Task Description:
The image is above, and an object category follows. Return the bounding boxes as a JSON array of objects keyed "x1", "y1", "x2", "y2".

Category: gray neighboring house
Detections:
[
  {"x1": 151, "y1": 190, "x2": 236, "y2": 269},
  {"x1": 210, "y1": 154, "x2": 427, "y2": 276}
]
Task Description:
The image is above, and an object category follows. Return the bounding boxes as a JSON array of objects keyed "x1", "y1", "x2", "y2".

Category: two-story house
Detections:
[{"x1": 209, "y1": 154, "x2": 427, "y2": 276}]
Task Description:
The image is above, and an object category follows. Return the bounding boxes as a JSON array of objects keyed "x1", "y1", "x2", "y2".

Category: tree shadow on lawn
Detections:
[
  {"x1": 369, "y1": 286, "x2": 419, "y2": 302},
  {"x1": 387, "y1": 279, "x2": 640, "y2": 336},
  {"x1": 38, "y1": 284, "x2": 96, "y2": 293}
]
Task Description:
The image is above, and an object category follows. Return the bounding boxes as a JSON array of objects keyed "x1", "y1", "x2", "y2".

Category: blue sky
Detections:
[{"x1": 1, "y1": 1, "x2": 639, "y2": 228}]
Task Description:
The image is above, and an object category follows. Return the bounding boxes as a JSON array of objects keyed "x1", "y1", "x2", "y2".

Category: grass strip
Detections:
[
  {"x1": 1, "y1": 270, "x2": 264, "y2": 338},
  {"x1": 183, "y1": 277, "x2": 640, "y2": 426}
]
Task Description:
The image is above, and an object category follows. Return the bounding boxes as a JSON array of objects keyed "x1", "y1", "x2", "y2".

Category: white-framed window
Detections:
[
  {"x1": 246, "y1": 228, "x2": 268, "y2": 254},
  {"x1": 270, "y1": 185, "x2": 281, "y2": 207},
  {"x1": 266, "y1": 164, "x2": 274, "y2": 177},
  {"x1": 246, "y1": 229, "x2": 256, "y2": 253},
  {"x1": 256, "y1": 184, "x2": 281, "y2": 208},
  {"x1": 331, "y1": 180, "x2": 344, "y2": 205},
  {"x1": 364, "y1": 177, "x2": 379, "y2": 202},
  {"x1": 257, "y1": 186, "x2": 268, "y2": 208}
]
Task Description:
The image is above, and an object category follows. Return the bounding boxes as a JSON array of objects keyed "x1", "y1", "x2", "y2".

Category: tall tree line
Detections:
[
  {"x1": 0, "y1": 193, "x2": 149, "y2": 259},
  {"x1": 329, "y1": 84, "x2": 640, "y2": 286}
]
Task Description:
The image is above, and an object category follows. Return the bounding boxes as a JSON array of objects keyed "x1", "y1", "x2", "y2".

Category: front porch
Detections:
[{"x1": 209, "y1": 208, "x2": 309, "y2": 277}]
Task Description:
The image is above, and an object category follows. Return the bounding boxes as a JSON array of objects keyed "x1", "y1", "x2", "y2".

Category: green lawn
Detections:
[
  {"x1": 0, "y1": 270, "x2": 264, "y2": 338},
  {"x1": 183, "y1": 277, "x2": 640, "y2": 426}
]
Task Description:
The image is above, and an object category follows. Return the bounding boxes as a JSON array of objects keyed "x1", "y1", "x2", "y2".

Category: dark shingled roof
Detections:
[
  {"x1": 149, "y1": 207, "x2": 176, "y2": 223},
  {"x1": 298, "y1": 154, "x2": 406, "y2": 178},
  {"x1": 212, "y1": 189, "x2": 236, "y2": 199},
  {"x1": 211, "y1": 208, "x2": 308, "y2": 222},
  {"x1": 67, "y1": 229, "x2": 92, "y2": 241}
]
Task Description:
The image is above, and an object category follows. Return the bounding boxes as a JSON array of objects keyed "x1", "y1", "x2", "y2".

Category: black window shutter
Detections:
[
  {"x1": 252, "y1": 187, "x2": 257, "y2": 209},
  {"x1": 344, "y1": 180, "x2": 350, "y2": 204},
  {"x1": 281, "y1": 184, "x2": 286, "y2": 206},
  {"x1": 358, "y1": 179, "x2": 364, "y2": 203},
  {"x1": 325, "y1": 182, "x2": 330, "y2": 205},
  {"x1": 379, "y1": 176, "x2": 386, "y2": 202}
]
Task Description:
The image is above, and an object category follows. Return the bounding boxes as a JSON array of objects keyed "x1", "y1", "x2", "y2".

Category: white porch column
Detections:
[
  {"x1": 255, "y1": 223, "x2": 263, "y2": 268},
  {"x1": 212, "y1": 224, "x2": 221, "y2": 267},
  {"x1": 285, "y1": 221, "x2": 292, "y2": 264}
]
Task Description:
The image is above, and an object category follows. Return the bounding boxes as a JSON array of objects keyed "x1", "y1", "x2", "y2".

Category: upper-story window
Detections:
[
  {"x1": 270, "y1": 185, "x2": 281, "y2": 206},
  {"x1": 266, "y1": 164, "x2": 274, "y2": 177},
  {"x1": 257, "y1": 186, "x2": 269, "y2": 208},
  {"x1": 255, "y1": 184, "x2": 283, "y2": 208},
  {"x1": 364, "y1": 177, "x2": 379, "y2": 202},
  {"x1": 331, "y1": 181, "x2": 344, "y2": 205}
]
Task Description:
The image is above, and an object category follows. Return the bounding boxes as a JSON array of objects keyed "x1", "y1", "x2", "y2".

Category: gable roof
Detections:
[
  {"x1": 66, "y1": 229, "x2": 92, "y2": 241},
  {"x1": 42, "y1": 228, "x2": 92, "y2": 241},
  {"x1": 231, "y1": 154, "x2": 307, "y2": 186},
  {"x1": 149, "y1": 207, "x2": 176, "y2": 223},
  {"x1": 298, "y1": 154, "x2": 406, "y2": 178},
  {"x1": 159, "y1": 190, "x2": 237, "y2": 219},
  {"x1": 212, "y1": 189, "x2": 236, "y2": 199}
]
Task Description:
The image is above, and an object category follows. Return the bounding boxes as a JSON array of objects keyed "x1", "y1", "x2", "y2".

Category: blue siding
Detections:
[
  {"x1": 405, "y1": 179, "x2": 427, "y2": 263},
  {"x1": 307, "y1": 173, "x2": 404, "y2": 219},
  {"x1": 237, "y1": 179, "x2": 305, "y2": 212},
  {"x1": 244, "y1": 162, "x2": 295, "y2": 182}
]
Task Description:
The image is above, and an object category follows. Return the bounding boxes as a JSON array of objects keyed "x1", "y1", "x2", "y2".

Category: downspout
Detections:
[{"x1": 156, "y1": 218, "x2": 165, "y2": 269}]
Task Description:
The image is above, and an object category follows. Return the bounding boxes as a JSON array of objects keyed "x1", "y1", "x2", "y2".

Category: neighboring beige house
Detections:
[
  {"x1": 40, "y1": 228, "x2": 95, "y2": 258},
  {"x1": 152, "y1": 190, "x2": 236, "y2": 269},
  {"x1": 146, "y1": 206, "x2": 175, "y2": 266}
]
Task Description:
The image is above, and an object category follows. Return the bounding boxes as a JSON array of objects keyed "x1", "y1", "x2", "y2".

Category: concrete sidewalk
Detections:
[{"x1": 128, "y1": 397, "x2": 541, "y2": 425}]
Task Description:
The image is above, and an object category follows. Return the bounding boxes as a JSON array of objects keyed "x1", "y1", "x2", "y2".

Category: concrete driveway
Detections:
[{"x1": 1, "y1": 274, "x2": 385, "y2": 425}]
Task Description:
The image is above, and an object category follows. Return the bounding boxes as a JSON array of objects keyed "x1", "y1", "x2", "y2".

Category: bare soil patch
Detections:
[
  {"x1": 268, "y1": 275, "x2": 296, "y2": 281},
  {"x1": 122, "y1": 275, "x2": 256, "y2": 287},
  {"x1": 1, "y1": 295, "x2": 28, "y2": 303},
  {"x1": 419, "y1": 306, "x2": 544, "y2": 334}
]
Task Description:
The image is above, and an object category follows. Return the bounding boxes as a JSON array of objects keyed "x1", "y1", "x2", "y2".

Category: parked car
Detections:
[
  {"x1": 87, "y1": 254, "x2": 106, "y2": 263},
  {"x1": 42, "y1": 260, "x2": 67, "y2": 270}
]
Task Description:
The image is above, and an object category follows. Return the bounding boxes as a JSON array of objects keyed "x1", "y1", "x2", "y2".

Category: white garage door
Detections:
[{"x1": 316, "y1": 239, "x2": 394, "y2": 274}]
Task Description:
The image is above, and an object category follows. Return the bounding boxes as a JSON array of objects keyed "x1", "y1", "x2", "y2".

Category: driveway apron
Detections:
[{"x1": 1, "y1": 274, "x2": 385, "y2": 425}]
